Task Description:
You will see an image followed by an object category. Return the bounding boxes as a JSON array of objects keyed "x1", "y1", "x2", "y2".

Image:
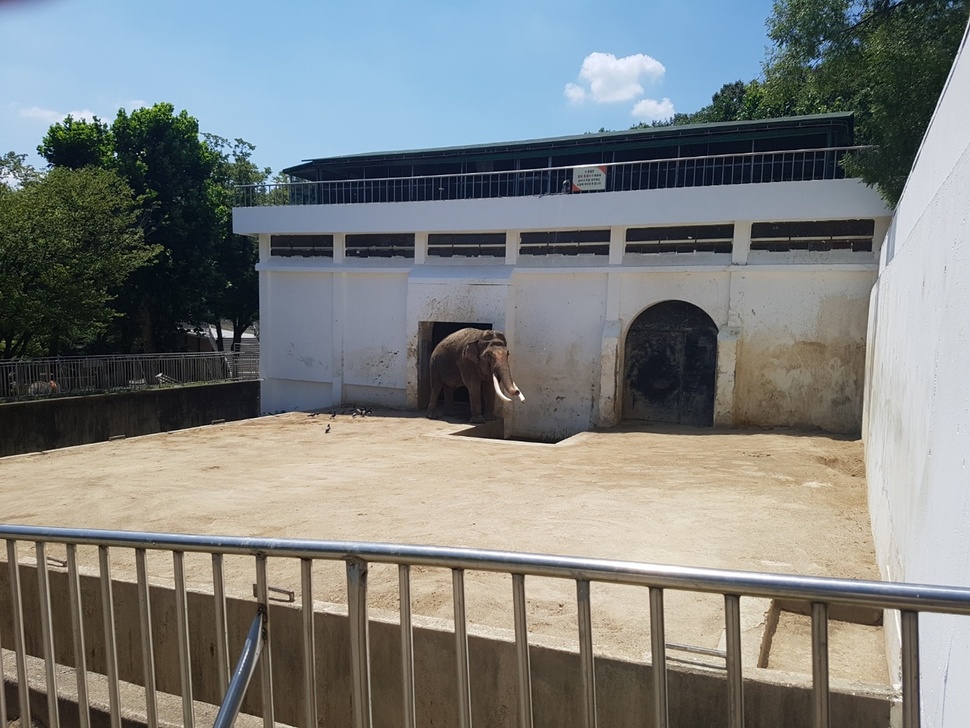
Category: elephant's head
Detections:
[{"x1": 462, "y1": 330, "x2": 525, "y2": 403}]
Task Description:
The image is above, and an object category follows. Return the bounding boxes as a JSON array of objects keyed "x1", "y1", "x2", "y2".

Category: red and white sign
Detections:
[{"x1": 571, "y1": 165, "x2": 607, "y2": 192}]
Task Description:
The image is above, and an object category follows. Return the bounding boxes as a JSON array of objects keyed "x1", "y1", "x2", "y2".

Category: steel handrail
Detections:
[
  {"x1": 235, "y1": 145, "x2": 875, "y2": 207},
  {"x1": 236, "y1": 146, "x2": 872, "y2": 194},
  {"x1": 4, "y1": 522, "x2": 965, "y2": 728},
  {"x1": 2, "y1": 524, "x2": 969, "y2": 616},
  {"x1": 212, "y1": 608, "x2": 266, "y2": 728}
]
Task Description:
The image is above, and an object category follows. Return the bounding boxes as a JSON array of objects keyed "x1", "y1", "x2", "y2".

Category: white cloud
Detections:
[
  {"x1": 564, "y1": 83, "x2": 586, "y2": 104},
  {"x1": 19, "y1": 106, "x2": 99, "y2": 123},
  {"x1": 565, "y1": 52, "x2": 666, "y2": 105},
  {"x1": 631, "y1": 97, "x2": 675, "y2": 122}
]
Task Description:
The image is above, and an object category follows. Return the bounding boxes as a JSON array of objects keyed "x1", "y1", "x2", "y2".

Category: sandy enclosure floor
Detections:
[{"x1": 0, "y1": 410, "x2": 884, "y2": 681}]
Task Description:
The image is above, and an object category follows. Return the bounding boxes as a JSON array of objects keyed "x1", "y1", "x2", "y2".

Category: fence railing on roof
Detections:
[
  {"x1": 235, "y1": 146, "x2": 869, "y2": 207},
  {"x1": 1, "y1": 524, "x2": 968, "y2": 728},
  {"x1": 0, "y1": 352, "x2": 259, "y2": 401}
]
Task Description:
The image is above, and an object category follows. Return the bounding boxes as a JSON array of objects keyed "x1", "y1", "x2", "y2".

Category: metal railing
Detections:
[
  {"x1": 1, "y1": 352, "x2": 259, "y2": 401},
  {"x1": 2, "y1": 524, "x2": 969, "y2": 728},
  {"x1": 235, "y1": 146, "x2": 869, "y2": 208}
]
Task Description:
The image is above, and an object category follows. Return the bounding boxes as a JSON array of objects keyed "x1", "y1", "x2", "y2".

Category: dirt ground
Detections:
[{"x1": 0, "y1": 409, "x2": 886, "y2": 684}]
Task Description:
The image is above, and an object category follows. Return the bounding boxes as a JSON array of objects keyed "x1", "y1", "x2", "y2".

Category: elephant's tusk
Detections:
[
  {"x1": 493, "y1": 374, "x2": 513, "y2": 402},
  {"x1": 512, "y1": 381, "x2": 525, "y2": 402}
]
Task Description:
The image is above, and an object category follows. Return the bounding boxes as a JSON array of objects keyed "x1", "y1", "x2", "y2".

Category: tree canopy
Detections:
[
  {"x1": 0, "y1": 166, "x2": 158, "y2": 358},
  {"x1": 37, "y1": 103, "x2": 269, "y2": 353},
  {"x1": 648, "y1": 0, "x2": 969, "y2": 205}
]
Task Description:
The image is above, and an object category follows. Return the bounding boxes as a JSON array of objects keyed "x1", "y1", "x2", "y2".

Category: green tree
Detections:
[
  {"x1": 37, "y1": 115, "x2": 113, "y2": 169},
  {"x1": 203, "y1": 135, "x2": 267, "y2": 351},
  {"x1": 763, "y1": 0, "x2": 969, "y2": 204},
  {"x1": 41, "y1": 103, "x2": 223, "y2": 352},
  {"x1": 1, "y1": 152, "x2": 43, "y2": 189},
  {"x1": 0, "y1": 167, "x2": 158, "y2": 358}
]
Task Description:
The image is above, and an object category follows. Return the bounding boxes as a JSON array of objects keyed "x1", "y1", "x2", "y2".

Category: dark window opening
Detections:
[
  {"x1": 345, "y1": 233, "x2": 415, "y2": 259},
  {"x1": 520, "y1": 229, "x2": 610, "y2": 256},
  {"x1": 270, "y1": 234, "x2": 334, "y2": 257},
  {"x1": 626, "y1": 224, "x2": 734, "y2": 254},
  {"x1": 428, "y1": 233, "x2": 506, "y2": 258},
  {"x1": 750, "y1": 219, "x2": 874, "y2": 252}
]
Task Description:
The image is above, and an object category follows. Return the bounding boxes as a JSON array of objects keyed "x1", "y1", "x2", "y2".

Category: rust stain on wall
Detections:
[{"x1": 734, "y1": 339, "x2": 866, "y2": 434}]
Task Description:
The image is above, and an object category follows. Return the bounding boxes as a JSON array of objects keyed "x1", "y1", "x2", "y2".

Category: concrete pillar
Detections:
[
  {"x1": 714, "y1": 326, "x2": 740, "y2": 427},
  {"x1": 332, "y1": 272, "x2": 345, "y2": 404},
  {"x1": 502, "y1": 280, "x2": 519, "y2": 439},
  {"x1": 257, "y1": 235, "x2": 271, "y2": 383},
  {"x1": 334, "y1": 233, "x2": 346, "y2": 264},
  {"x1": 609, "y1": 226, "x2": 625, "y2": 265},
  {"x1": 414, "y1": 232, "x2": 428, "y2": 265},
  {"x1": 594, "y1": 320, "x2": 622, "y2": 427},
  {"x1": 732, "y1": 220, "x2": 752, "y2": 266},
  {"x1": 505, "y1": 230, "x2": 519, "y2": 266}
]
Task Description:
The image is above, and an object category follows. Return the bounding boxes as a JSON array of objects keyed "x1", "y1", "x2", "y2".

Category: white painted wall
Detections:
[
  {"x1": 863, "y1": 22, "x2": 970, "y2": 726},
  {"x1": 241, "y1": 172, "x2": 891, "y2": 437}
]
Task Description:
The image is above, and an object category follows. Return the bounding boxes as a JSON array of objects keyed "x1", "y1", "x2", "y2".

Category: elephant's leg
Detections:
[
  {"x1": 483, "y1": 383, "x2": 497, "y2": 421},
  {"x1": 427, "y1": 381, "x2": 443, "y2": 418},
  {"x1": 442, "y1": 385, "x2": 456, "y2": 415},
  {"x1": 466, "y1": 379, "x2": 486, "y2": 423}
]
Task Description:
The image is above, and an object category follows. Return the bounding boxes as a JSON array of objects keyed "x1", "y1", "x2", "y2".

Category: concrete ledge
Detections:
[
  {"x1": 1, "y1": 647, "x2": 288, "y2": 728},
  {"x1": 0, "y1": 381, "x2": 260, "y2": 457}
]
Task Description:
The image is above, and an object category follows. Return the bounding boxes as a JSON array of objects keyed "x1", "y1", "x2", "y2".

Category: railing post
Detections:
[
  {"x1": 901, "y1": 610, "x2": 921, "y2": 728},
  {"x1": 135, "y1": 549, "x2": 159, "y2": 728},
  {"x1": 35, "y1": 543, "x2": 61, "y2": 728},
  {"x1": 5, "y1": 541, "x2": 30, "y2": 728},
  {"x1": 811, "y1": 602, "x2": 830, "y2": 728},
  {"x1": 347, "y1": 558, "x2": 373, "y2": 728},
  {"x1": 725, "y1": 594, "x2": 744, "y2": 728},
  {"x1": 212, "y1": 553, "x2": 230, "y2": 698},
  {"x1": 453, "y1": 568, "x2": 473, "y2": 728},
  {"x1": 99, "y1": 545, "x2": 123, "y2": 728},
  {"x1": 254, "y1": 555, "x2": 275, "y2": 728},
  {"x1": 649, "y1": 588, "x2": 668, "y2": 728},
  {"x1": 173, "y1": 551, "x2": 195, "y2": 728},
  {"x1": 576, "y1": 579, "x2": 597, "y2": 728},
  {"x1": 399, "y1": 565, "x2": 417, "y2": 728},
  {"x1": 66, "y1": 544, "x2": 91, "y2": 728},
  {"x1": 301, "y1": 558, "x2": 319, "y2": 728},
  {"x1": 512, "y1": 574, "x2": 534, "y2": 728}
]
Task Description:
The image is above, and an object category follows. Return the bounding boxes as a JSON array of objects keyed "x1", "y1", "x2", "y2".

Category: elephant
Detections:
[{"x1": 427, "y1": 328, "x2": 525, "y2": 423}]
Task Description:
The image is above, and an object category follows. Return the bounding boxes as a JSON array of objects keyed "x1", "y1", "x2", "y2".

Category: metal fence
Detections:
[
  {"x1": 1, "y1": 524, "x2": 969, "y2": 728},
  {"x1": 0, "y1": 352, "x2": 259, "y2": 401},
  {"x1": 235, "y1": 147, "x2": 868, "y2": 208}
]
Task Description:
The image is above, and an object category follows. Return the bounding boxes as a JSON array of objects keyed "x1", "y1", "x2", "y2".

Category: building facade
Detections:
[{"x1": 234, "y1": 114, "x2": 891, "y2": 438}]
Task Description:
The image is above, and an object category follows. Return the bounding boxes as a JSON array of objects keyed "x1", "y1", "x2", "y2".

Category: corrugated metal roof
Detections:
[{"x1": 283, "y1": 112, "x2": 855, "y2": 179}]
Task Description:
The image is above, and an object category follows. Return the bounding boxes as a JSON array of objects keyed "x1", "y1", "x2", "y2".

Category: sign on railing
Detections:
[{"x1": 572, "y1": 165, "x2": 608, "y2": 192}]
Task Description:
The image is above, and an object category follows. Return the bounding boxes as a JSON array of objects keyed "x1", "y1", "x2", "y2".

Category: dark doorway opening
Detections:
[
  {"x1": 623, "y1": 301, "x2": 718, "y2": 427},
  {"x1": 417, "y1": 321, "x2": 492, "y2": 410}
]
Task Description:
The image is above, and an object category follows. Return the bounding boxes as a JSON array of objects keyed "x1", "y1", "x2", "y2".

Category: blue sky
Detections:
[{"x1": 1, "y1": 0, "x2": 777, "y2": 175}]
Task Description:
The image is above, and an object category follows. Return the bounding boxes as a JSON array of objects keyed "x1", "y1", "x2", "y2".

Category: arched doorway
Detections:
[{"x1": 623, "y1": 301, "x2": 718, "y2": 426}]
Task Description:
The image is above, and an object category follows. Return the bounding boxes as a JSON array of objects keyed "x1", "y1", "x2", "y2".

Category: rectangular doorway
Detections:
[{"x1": 417, "y1": 321, "x2": 492, "y2": 409}]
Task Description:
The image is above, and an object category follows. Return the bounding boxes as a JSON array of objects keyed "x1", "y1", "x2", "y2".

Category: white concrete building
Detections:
[
  {"x1": 863, "y1": 21, "x2": 970, "y2": 726},
  {"x1": 234, "y1": 114, "x2": 891, "y2": 439}
]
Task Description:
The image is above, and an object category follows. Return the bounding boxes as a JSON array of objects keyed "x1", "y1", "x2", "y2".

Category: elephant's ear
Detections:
[{"x1": 461, "y1": 342, "x2": 479, "y2": 363}]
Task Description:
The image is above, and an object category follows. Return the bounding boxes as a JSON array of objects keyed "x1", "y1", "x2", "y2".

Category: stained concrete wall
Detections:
[
  {"x1": 0, "y1": 562, "x2": 893, "y2": 728},
  {"x1": 862, "y1": 21, "x2": 970, "y2": 728},
  {"x1": 0, "y1": 381, "x2": 260, "y2": 457},
  {"x1": 240, "y1": 177, "x2": 891, "y2": 438}
]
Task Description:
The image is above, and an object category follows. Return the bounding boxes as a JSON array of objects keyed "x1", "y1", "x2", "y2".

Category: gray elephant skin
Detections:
[{"x1": 427, "y1": 328, "x2": 525, "y2": 423}]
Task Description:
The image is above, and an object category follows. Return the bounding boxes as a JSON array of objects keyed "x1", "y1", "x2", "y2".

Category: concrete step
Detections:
[{"x1": 2, "y1": 648, "x2": 292, "y2": 728}]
